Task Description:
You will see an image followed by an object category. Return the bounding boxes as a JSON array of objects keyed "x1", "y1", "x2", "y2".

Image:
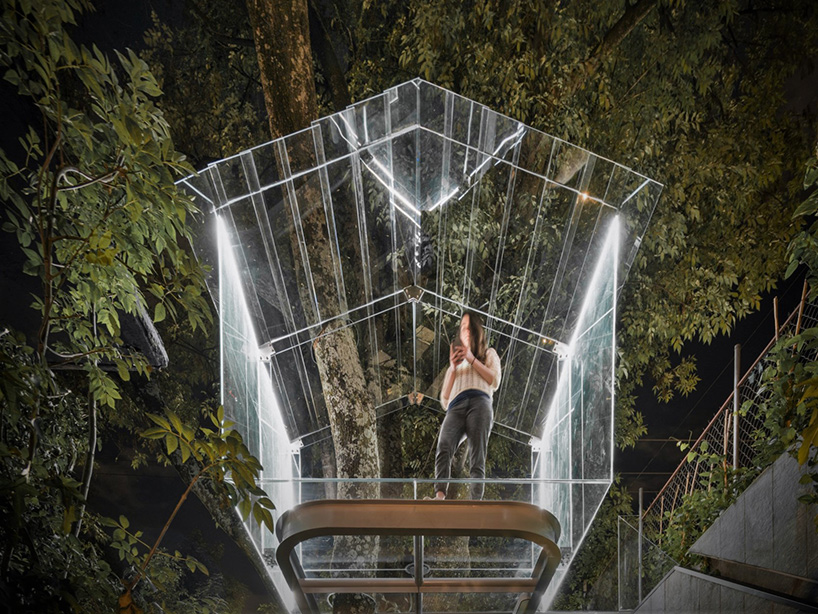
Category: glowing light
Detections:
[
  {"x1": 566, "y1": 216, "x2": 620, "y2": 355},
  {"x1": 216, "y1": 216, "x2": 298, "y2": 610}
]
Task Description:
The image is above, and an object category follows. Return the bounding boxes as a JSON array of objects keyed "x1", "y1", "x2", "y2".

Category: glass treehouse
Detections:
[{"x1": 179, "y1": 79, "x2": 661, "y2": 613}]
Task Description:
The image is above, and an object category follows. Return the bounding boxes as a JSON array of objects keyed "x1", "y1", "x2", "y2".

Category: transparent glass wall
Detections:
[
  {"x1": 617, "y1": 516, "x2": 677, "y2": 611},
  {"x1": 534, "y1": 219, "x2": 618, "y2": 606},
  {"x1": 179, "y1": 79, "x2": 661, "y2": 612},
  {"x1": 217, "y1": 218, "x2": 297, "y2": 609}
]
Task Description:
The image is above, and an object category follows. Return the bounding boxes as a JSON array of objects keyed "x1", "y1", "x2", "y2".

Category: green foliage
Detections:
[
  {"x1": 141, "y1": 407, "x2": 275, "y2": 531},
  {"x1": 0, "y1": 1, "x2": 266, "y2": 610},
  {"x1": 746, "y1": 145, "x2": 818, "y2": 526},
  {"x1": 660, "y1": 443, "x2": 754, "y2": 562},
  {"x1": 0, "y1": 331, "x2": 120, "y2": 611},
  {"x1": 141, "y1": 4, "x2": 267, "y2": 165},
  {"x1": 0, "y1": 0, "x2": 211, "y2": 373},
  {"x1": 108, "y1": 408, "x2": 273, "y2": 612}
]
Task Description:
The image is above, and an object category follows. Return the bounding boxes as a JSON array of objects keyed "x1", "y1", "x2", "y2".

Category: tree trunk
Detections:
[
  {"x1": 246, "y1": 0, "x2": 319, "y2": 139},
  {"x1": 314, "y1": 321, "x2": 381, "y2": 499},
  {"x1": 314, "y1": 321, "x2": 380, "y2": 613},
  {"x1": 247, "y1": 0, "x2": 381, "y2": 483}
]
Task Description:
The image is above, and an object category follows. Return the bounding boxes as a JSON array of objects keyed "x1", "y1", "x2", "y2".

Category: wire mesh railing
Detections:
[{"x1": 641, "y1": 292, "x2": 818, "y2": 542}]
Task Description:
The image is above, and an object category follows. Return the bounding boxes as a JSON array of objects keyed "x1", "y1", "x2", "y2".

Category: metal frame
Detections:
[{"x1": 275, "y1": 499, "x2": 561, "y2": 613}]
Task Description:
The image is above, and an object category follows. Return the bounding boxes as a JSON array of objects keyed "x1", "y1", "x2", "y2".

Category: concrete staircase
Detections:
[{"x1": 634, "y1": 453, "x2": 818, "y2": 612}]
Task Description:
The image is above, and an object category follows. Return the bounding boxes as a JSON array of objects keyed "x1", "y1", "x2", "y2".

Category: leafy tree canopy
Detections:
[{"x1": 0, "y1": 0, "x2": 273, "y2": 610}]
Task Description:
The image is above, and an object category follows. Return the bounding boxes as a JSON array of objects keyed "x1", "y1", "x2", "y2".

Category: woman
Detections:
[{"x1": 433, "y1": 311, "x2": 501, "y2": 500}]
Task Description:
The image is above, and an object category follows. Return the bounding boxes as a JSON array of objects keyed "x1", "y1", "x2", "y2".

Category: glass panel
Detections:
[
  {"x1": 419, "y1": 80, "x2": 447, "y2": 134},
  {"x1": 389, "y1": 81, "x2": 420, "y2": 134},
  {"x1": 283, "y1": 127, "x2": 318, "y2": 176},
  {"x1": 291, "y1": 169, "x2": 343, "y2": 321},
  {"x1": 352, "y1": 91, "x2": 388, "y2": 146},
  {"x1": 314, "y1": 110, "x2": 358, "y2": 165}
]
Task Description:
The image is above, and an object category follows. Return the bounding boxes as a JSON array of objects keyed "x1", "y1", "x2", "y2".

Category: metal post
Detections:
[
  {"x1": 414, "y1": 535, "x2": 424, "y2": 614},
  {"x1": 796, "y1": 279, "x2": 808, "y2": 336},
  {"x1": 774, "y1": 296, "x2": 780, "y2": 341},
  {"x1": 617, "y1": 516, "x2": 621, "y2": 612},
  {"x1": 733, "y1": 344, "x2": 740, "y2": 471},
  {"x1": 638, "y1": 488, "x2": 643, "y2": 605}
]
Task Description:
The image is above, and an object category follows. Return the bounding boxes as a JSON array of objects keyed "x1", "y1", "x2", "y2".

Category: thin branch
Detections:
[
  {"x1": 129, "y1": 460, "x2": 220, "y2": 589},
  {"x1": 47, "y1": 346, "x2": 111, "y2": 366},
  {"x1": 55, "y1": 165, "x2": 119, "y2": 192},
  {"x1": 73, "y1": 392, "x2": 96, "y2": 538}
]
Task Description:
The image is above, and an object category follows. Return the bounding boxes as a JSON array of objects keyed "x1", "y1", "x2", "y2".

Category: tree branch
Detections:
[{"x1": 562, "y1": 0, "x2": 658, "y2": 101}]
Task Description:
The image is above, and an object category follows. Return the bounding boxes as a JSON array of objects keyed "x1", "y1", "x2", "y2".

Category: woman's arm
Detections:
[
  {"x1": 440, "y1": 342, "x2": 465, "y2": 408},
  {"x1": 440, "y1": 365, "x2": 456, "y2": 409}
]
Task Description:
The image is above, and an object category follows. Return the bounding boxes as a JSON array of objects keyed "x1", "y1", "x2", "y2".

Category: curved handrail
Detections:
[{"x1": 275, "y1": 499, "x2": 561, "y2": 614}]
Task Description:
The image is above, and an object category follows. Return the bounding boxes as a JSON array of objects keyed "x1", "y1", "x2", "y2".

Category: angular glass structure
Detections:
[{"x1": 179, "y1": 79, "x2": 661, "y2": 612}]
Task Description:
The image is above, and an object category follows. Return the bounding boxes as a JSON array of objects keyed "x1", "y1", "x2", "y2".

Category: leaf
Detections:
[
  {"x1": 119, "y1": 515, "x2": 129, "y2": 529},
  {"x1": 168, "y1": 412, "x2": 183, "y2": 435},
  {"x1": 238, "y1": 496, "x2": 251, "y2": 521},
  {"x1": 116, "y1": 361, "x2": 130, "y2": 382},
  {"x1": 257, "y1": 496, "x2": 275, "y2": 510},
  {"x1": 147, "y1": 413, "x2": 171, "y2": 430},
  {"x1": 179, "y1": 440, "x2": 191, "y2": 463},
  {"x1": 140, "y1": 427, "x2": 166, "y2": 439},
  {"x1": 154, "y1": 302, "x2": 166, "y2": 323},
  {"x1": 165, "y1": 434, "x2": 178, "y2": 455}
]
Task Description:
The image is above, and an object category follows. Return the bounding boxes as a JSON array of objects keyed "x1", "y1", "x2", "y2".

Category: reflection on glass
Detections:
[{"x1": 179, "y1": 79, "x2": 661, "y2": 612}]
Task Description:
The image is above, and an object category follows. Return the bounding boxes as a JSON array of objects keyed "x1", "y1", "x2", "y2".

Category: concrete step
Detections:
[{"x1": 635, "y1": 566, "x2": 818, "y2": 613}]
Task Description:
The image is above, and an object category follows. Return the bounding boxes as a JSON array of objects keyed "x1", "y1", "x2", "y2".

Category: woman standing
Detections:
[{"x1": 433, "y1": 311, "x2": 502, "y2": 500}]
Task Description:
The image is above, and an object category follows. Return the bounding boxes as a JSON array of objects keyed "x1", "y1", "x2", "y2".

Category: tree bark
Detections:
[
  {"x1": 247, "y1": 0, "x2": 319, "y2": 139},
  {"x1": 314, "y1": 321, "x2": 380, "y2": 611},
  {"x1": 248, "y1": 2, "x2": 382, "y2": 605}
]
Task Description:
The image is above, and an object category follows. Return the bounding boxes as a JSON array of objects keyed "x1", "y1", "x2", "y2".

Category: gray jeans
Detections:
[{"x1": 434, "y1": 393, "x2": 493, "y2": 500}]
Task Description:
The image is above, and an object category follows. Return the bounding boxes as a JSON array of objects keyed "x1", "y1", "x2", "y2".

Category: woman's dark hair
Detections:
[{"x1": 464, "y1": 310, "x2": 487, "y2": 361}]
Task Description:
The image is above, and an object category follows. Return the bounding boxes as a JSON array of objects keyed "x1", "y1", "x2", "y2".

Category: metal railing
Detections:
[{"x1": 641, "y1": 290, "x2": 818, "y2": 541}]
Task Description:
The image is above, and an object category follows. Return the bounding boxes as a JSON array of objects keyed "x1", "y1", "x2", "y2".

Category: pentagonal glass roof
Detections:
[{"x1": 180, "y1": 79, "x2": 661, "y2": 446}]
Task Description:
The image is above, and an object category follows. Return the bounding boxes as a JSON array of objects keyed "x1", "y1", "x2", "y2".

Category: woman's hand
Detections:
[
  {"x1": 450, "y1": 342, "x2": 465, "y2": 367},
  {"x1": 463, "y1": 347, "x2": 475, "y2": 365}
]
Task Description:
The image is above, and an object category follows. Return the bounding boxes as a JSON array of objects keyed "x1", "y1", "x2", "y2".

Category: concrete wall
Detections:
[
  {"x1": 637, "y1": 567, "x2": 800, "y2": 613},
  {"x1": 689, "y1": 452, "x2": 818, "y2": 579}
]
